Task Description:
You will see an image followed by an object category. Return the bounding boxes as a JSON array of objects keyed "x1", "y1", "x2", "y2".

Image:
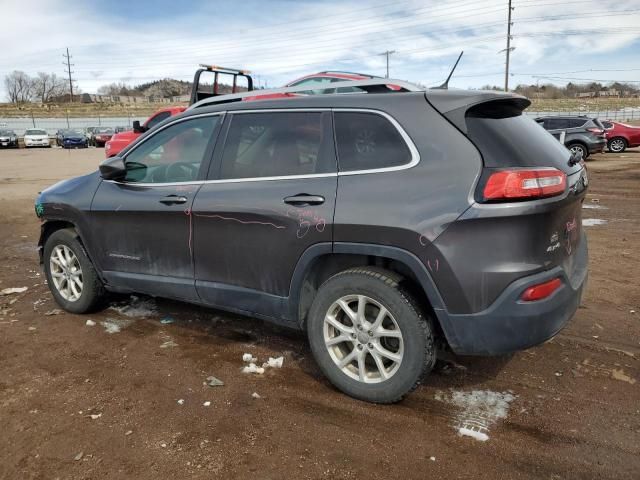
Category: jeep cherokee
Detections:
[{"x1": 35, "y1": 82, "x2": 588, "y2": 403}]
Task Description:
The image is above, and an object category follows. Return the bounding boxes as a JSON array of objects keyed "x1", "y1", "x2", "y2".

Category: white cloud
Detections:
[{"x1": 0, "y1": 0, "x2": 638, "y2": 98}]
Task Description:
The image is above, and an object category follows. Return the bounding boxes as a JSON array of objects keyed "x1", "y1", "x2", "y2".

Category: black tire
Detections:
[
  {"x1": 43, "y1": 228, "x2": 106, "y2": 313},
  {"x1": 567, "y1": 142, "x2": 588, "y2": 160},
  {"x1": 608, "y1": 137, "x2": 627, "y2": 153},
  {"x1": 307, "y1": 267, "x2": 436, "y2": 403}
]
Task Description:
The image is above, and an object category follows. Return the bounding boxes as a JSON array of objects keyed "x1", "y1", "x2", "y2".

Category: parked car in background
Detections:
[
  {"x1": 61, "y1": 129, "x2": 88, "y2": 149},
  {"x1": 91, "y1": 127, "x2": 114, "y2": 147},
  {"x1": 114, "y1": 126, "x2": 129, "y2": 134},
  {"x1": 37, "y1": 83, "x2": 588, "y2": 403},
  {"x1": 535, "y1": 116, "x2": 606, "y2": 159},
  {"x1": 0, "y1": 129, "x2": 19, "y2": 148},
  {"x1": 24, "y1": 129, "x2": 51, "y2": 148},
  {"x1": 55, "y1": 129, "x2": 69, "y2": 147},
  {"x1": 85, "y1": 126, "x2": 99, "y2": 144},
  {"x1": 602, "y1": 120, "x2": 640, "y2": 153},
  {"x1": 105, "y1": 106, "x2": 186, "y2": 157}
]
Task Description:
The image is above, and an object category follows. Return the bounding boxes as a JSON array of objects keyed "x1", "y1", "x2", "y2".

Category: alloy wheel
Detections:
[
  {"x1": 49, "y1": 244, "x2": 83, "y2": 302},
  {"x1": 323, "y1": 294, "x2": 404, "y2": 383},
  {"x1": 609, "y1": 138, "x2": 625, "y2": 153}
]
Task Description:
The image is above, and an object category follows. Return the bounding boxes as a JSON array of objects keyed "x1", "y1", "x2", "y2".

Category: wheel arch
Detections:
[
  {"x1": 38, "y1": 220, "x2": 100, "y2": 278},
  {"x1": 289, "y1": 242, "x2": 454, "y2": 347}
]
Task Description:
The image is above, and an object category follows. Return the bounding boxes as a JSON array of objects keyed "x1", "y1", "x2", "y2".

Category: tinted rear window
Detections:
[
  {"x1": 466, "y1": 102, "x2": 579, "y2": 174},
  {"x1": 334, "y1": 112, "x2": 411, "y2": 172}
]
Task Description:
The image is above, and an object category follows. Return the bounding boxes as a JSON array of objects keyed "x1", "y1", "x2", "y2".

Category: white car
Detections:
[{"x1": 24, "y1": 129, "x2": 51, "y2": 148}]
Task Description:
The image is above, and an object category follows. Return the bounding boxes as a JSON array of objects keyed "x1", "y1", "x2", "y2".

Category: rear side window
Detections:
[
  {"x1": 219, "y1": 112, "x2": 334, "y2": 180},
  {"x1": 146, "y1": 111, "x2": 172, "y2": 130},
  {"x1": 568, "y1": 118, "x2": 587, "y2": 128},
  {"x1": 334, "y1": 112, "x2": 411, "y2": 172},
  {"x1": 465, "y1": 101, "x2": 580, "y2": 174}
]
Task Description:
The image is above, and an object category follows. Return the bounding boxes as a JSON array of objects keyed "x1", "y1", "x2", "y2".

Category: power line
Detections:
[
  {"x1": 502, "y1": 0, "x2": 514, "y2": 91},
  {"x1": 62, "y1": 47, "x2": 75, "y2": 103},
  {"x1": 378, "y1": 50, "x2": 396, "y2": 78}
]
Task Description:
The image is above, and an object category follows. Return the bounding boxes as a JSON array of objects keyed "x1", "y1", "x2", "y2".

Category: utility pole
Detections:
[
  {"x1": 63, "y1": 48, "x2": 75, "y2": 102},
  {"x1": 504, "y1": 0, "x2": 514, "y2": 92},
  {"x1": 378, "y1": 50, "x2": 396, "y2": 78}
]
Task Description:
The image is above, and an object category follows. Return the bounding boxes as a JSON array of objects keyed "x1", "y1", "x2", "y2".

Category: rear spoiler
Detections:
[
  {"x1": 188, "y1": 78, "x2": 423, "y2": 110},
  {"x1": 425, "y1": 90, "x2": 530, "y2": 133}
]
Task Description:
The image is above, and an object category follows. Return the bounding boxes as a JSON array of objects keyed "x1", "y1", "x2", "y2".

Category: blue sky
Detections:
[{"x1": 1, "y1": 0, "x2": 639, "y2": 98}]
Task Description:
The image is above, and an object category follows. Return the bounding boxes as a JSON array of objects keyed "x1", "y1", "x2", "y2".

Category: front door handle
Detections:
[
  {"x1": 159, "y1": 195, "x2": 188, "y2": 205},
  {"x1": 283, "y1": 194, "x2": 325, "y2": 206}
]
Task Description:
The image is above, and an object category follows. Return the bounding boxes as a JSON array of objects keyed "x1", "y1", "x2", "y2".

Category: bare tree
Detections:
[
  {"x1": 32, "y1": 72, "x2": 66, "y2": 103},
  {"x1": 3, "y1": 71, "x2": 33, "y2": 103}
]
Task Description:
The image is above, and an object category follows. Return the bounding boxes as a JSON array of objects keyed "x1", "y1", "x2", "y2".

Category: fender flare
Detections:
[{"x1": 287, "y1": 242, "x2": 460, "y2": 349}]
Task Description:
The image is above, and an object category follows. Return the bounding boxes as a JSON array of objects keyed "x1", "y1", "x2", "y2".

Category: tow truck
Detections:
[{"x1": 105, "y1": 65, "x2": 253, "y2": 157}]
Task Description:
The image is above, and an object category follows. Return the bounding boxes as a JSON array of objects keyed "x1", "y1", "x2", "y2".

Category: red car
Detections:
[
  {"x1": 92, "y1": 127, "x2": 114, "y2": 147},
  {"x1": 105, "y1": 106, "x2": 186, "y2": 158},
  {"x1": 602, "y1": 120, "x2": 640, "y2": 153}
]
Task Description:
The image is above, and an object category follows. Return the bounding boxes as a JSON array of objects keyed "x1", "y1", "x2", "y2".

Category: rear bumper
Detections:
[
  {"x1": 440, "y1": 233, "x2": 588, "y2": 356},
  {"x1": 589, "y1": 139, "x2": 607, "y2": 154}
]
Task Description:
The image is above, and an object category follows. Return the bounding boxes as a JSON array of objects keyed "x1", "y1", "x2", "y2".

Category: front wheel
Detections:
[
  {"x1": 43, "y1": 229, "x2": 106, "y2": 313},
  {"x1": 608, "y1": 137, "x2": 627, "y2": 153},
  {"x1": 307, "y1": 267, "x2": 436, "y2": 403}
]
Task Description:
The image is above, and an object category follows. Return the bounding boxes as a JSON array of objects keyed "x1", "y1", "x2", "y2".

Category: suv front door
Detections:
[
  {"x1": 90, "y1": 113, "x2": 222, "y2": 301},
  {"x1": 192, "y1": 110, "x2": 337, "y2": 319}
]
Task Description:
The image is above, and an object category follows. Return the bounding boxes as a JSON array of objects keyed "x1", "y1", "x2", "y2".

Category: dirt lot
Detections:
[{"x1": 1, "y1": 147, "x2": 638, "y2": 480}]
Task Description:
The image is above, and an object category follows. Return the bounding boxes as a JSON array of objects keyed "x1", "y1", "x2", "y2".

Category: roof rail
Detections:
[{"x1": 188, "y1": 78, "x2": 423, "y2": 110}]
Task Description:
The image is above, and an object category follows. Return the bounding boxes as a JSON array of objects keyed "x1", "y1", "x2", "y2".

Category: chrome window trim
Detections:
[{"x1": 108, "y1": 108, "x2": 419, "y2": 187}]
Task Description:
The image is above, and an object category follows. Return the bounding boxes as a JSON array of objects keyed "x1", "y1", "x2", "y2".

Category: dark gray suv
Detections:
[
  {"x1": 535, "y1": 115, "x2": 606, "y2": 159},
  {"x1": 35, "y1": 85, "x2": 588, "y2": 403}
]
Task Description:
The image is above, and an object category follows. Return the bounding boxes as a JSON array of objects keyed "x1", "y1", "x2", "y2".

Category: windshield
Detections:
[
  {"x1": 0, "y1": 130, "x2": 15, "y2": 136},
  {"x1": 67, "y1": 130, "x2": 84, "y2": 136},
  {"x1": 26, "y1": 129, "x2": 47, "y2": 135},
  {"x1": 96, "y1": 128, "x2": 114, "y2": 134}
]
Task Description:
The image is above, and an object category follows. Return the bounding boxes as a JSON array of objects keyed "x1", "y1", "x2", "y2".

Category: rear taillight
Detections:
[
  {"x1": 483, "y1": 168, "x2": 567, "y2": 201},
  {"x1": 521, "y1": 278, "x2": 562, "y2": 302},
  {"x1": 586, "y1": 128, "x2": 604, "y2": 135}
]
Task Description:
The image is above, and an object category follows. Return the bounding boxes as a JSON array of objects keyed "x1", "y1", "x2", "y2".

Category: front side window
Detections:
[
  {"x1": 334, "y1": 112, "x2": 412, "y2": 172},
  {"x1": 218, "y1": 112, "x2": 334, "y2": 180},
  {"x1": 124, "y1": 115, "x2": 220, "y2": 183},
  {"x1": 146, "y1": 111, "x2": 172, "y2": 130}
]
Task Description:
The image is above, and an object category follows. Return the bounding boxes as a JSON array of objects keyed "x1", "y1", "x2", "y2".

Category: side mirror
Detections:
[
  {"x1": 132, "y1": 120, "x2": 145, "y2": 134},
  {"x1": 99, "y1": 156, "x2": 126, "y2": 180}
]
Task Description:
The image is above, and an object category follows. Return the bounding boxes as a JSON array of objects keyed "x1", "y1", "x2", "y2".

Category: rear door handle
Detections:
[
  {"x1": 283, "y1": 194, "x2": 325, "y2": 206},
  {"x1": 159, "y1": 195, "x2": 188, "y2": 205}
]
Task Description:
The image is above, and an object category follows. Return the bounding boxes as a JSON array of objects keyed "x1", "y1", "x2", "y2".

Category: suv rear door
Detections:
[{"x1": 191, "y1": 110, "x2": 337, "y2": 317}]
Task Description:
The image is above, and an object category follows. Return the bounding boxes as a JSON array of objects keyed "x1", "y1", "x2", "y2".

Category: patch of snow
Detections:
[
  {"x1": 582, "y1": 204, "x2": 608, "y2": 210},
  {"x1": 582, "y1": 218, "x2": 608, "y2": 227},
  {"x1": 160, "y1": 340, "x2": 178, "y2": 348},
  {"x1": 251, "y1": 392, "x2": 261, "y2": 399},
  {"x1": 177, "y1": 399, "x2": 184, "y2": 405},
  {"x1": 242, "y1": 353, "x2": 257, "y2": 363},
  {"x1": 263, "y1": 356, "x2": 284, "y2": 369},
  {"x1": 242, "y1": 363, "x2": 264, "y2": 375},
  {"x1": 85, "y1": 319, "x2": 96, "y2": 327},
  {"x1": 89, "y1": 413, "x2": 102, "y2": 420},
  {"x1": 458, "y1": 427, "x2": 489, "y2": 442},
  {"x1": 203, "y1": 401, "x2": 211, "y2": 407},
  {"x1": 100, "y1": 318, "x2": 133, "y2": 334},
  {"x1": 0, "y1": 287, "x2": 28, "y2": 295},
  {"x1": 435, "y1": 389, "x2": 516, "y2": 442},
  {"x1": 109, "y1": 296, "x2": 157, "y2": 318}
]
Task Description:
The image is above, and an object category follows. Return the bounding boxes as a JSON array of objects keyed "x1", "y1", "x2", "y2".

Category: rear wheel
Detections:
[
  {"x1": 608, "y1": 137, "x2": 627, "y2": 153},
  {"x1": 568, "y1": 143, "x2": 588, "y2": 159},
  {"x1": 43, "y1": 229, "x2": 106, "y2": 313},
  {"x1": 307, "y1": 267, "x2": 435, "y2": 403}
]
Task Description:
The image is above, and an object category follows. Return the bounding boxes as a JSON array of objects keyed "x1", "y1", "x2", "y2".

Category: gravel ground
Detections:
[{"x1": 0, "y1": 146, "x2": 638, "y2": 479}]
